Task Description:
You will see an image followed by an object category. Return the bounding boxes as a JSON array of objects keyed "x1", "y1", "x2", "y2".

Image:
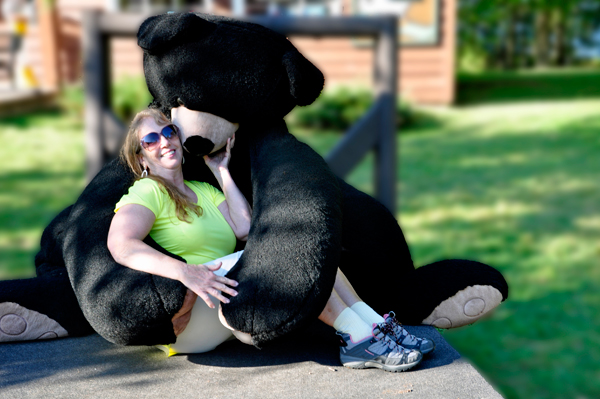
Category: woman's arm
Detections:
[
  {"x1": 204, "y1": 135, "x2": 252, "y2": 241},
  {"x1": 107, "y1": 204, "x2": 238, "y2": 308}
]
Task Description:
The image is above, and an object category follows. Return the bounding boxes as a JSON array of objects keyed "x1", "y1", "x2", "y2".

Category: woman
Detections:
[
  {"x1": 109, "y1": 109, "x2": 433, "y2": 371},
  {"x1": 108, "y1": 108, "x2": 250, "y2": 354}
]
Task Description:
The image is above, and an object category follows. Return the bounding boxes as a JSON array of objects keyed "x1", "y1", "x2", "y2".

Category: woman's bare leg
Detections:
[
  {"x1": 332, "y1": 269, "x2": 362, "y2": 308},
  {"x1": 318, "y1": 288, "x2": 347, "y2": 326}
]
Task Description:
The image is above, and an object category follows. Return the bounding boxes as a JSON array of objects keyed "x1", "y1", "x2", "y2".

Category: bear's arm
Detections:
[
  {"x1": 61, "y1": 158, "x2": 188, "y2": 345},
  {"x1": 221, "y1": 121, "x2": 343, "y2": 346}
]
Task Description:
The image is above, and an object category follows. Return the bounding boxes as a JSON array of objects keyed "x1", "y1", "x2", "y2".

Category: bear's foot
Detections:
[
  {"x1": 421, "y1": 285, "x2": 503, "y2": 329},
  {"x1": 0, "y1": 302, "x2": 68, "y2": 342}
]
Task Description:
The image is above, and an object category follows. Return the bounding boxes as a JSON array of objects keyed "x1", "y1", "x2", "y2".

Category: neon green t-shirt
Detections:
[{"x1": 114, "y1": 179, "x2": 236, "y2": 265}]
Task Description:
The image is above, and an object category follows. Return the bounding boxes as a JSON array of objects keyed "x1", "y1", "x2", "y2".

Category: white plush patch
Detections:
[
  {"x1": 422, "y1": 285, "x2": 503, "y2": 329},
  {"x1": 0, "y1": 302, "x2": 68, "y2": 342}
]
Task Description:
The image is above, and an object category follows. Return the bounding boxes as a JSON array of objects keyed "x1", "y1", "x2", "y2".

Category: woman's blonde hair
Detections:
[{"x1": 121, "y1": 108, "x2": 202, "y2": 223}]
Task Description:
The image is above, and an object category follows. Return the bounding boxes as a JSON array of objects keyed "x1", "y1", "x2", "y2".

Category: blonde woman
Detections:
[{"x1": 108, "y1": 108, "x2": 251, "y2": 355}]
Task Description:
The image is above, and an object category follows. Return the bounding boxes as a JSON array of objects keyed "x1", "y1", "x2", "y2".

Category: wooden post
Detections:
[
  {"x1": 37, "y1": 0, "x2": 62, "y2": 91},
  {"x1": 373, "y1": 17, "x2": 397, "y2": 214},
  {"x1": 83, "y1": 10, "x2": 109, "y2": 181}
]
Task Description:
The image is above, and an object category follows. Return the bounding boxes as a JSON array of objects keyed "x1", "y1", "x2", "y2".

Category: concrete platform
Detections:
[{"x1": 0, "y1": 323, "x2": 503, "y2": 399}]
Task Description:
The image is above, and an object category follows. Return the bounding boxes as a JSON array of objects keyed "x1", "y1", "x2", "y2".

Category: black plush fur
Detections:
[
  {"x1": 0, "y1": 12, "x2": 507, "y2": 348},
  {"x1": 139, "y1": 13, "x2": 324, "y2": 124}
]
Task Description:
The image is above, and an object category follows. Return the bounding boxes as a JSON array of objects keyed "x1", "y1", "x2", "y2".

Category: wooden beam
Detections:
[
  {"x1": 96, "y1": 13, "x2": 396, "y2": 37},
  {"x1": 326, "y1": 100, "x2": 380, "y2": 177}
]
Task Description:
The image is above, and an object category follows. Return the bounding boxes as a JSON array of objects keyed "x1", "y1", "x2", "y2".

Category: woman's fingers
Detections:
[
  {"x1": 214, "y1": 281, "x2": 238, "y2": 297},
  {"x1": 216, "y1": 274, "x2": 238, "y2": 287},
  {"x1": 197, "y1": 291, "x2": 216, "y2": 309},
  {"x1": 181, "y1": 263, "x2": 239, "y2": 306},
  {"x1": 191, "y1": 285, "x2": 232, "y2": 307}
]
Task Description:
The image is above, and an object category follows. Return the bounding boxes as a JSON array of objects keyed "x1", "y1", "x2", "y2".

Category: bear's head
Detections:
[{"x1": 138, "y1": 12, "x2": 325, "y2": 156}]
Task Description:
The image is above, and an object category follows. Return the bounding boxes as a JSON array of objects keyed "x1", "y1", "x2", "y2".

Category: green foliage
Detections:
[
  {"x1": 112, "y1": 75, "x2": 153, "y2": 122},
  {"x1": 457, "y1": 0, "x2": 600, "y2": 71},
  {"x1": 58, "y1": 84, "x2": 85, "y2": 119},
  {"x1": 58, "y1": 76, "x2": 152, "y2": 123},
  {"x1": 287, "y1": 87, "x2": 416, "y2": 131},
  {"x1": 458, "y1": 44, "x2": 489, "y2": 73}
]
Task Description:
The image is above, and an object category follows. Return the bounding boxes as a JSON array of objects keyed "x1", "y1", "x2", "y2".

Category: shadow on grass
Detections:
[
  {"x1": 0, "y1": 109, "x2": 66, "y2": 128},
  {"x1": 457, "y1": 70, "x2": 600, "y2": 105}
]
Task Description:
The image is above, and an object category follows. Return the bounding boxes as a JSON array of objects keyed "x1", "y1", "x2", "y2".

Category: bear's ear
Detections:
[
  {"x1": 283, "y1": 50, "x2": 325, "y2": 106},
  {"x1": 138, "y1": 13, "x2": 216, "y2": 54}
]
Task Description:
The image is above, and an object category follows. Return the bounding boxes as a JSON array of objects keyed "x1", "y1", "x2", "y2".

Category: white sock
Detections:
[
  {"x1": 333, "y1": 307, "x2": 372, "y2": 342},
  {"x1": 350, "y1": 302, "x2": 385, "y2": 326}
]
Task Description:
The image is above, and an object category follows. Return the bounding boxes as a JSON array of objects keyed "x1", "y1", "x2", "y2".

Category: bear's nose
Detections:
[{"x1": 184, "y1": 136, "x2": 215, "y2": 157}]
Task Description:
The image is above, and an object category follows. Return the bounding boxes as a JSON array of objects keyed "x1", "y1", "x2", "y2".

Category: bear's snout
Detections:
[{"x1": 184, "y1": 136, "x2": 215, "y2": 157}]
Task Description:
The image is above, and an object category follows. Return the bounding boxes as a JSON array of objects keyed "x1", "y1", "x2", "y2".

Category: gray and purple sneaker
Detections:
[
  {"x1": 337, "y1": 325, "x2": 422, "y2": 372},
  {"x1": 380, "y1": 311, "x2": 436, "y2": 355}
]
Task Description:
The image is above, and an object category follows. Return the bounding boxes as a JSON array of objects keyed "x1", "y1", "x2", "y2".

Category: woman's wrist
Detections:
[{"x1": 174, "y1": 261, "x2": 189, "y2": 284}]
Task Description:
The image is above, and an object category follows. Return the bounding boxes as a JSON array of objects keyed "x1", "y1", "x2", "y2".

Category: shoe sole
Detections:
[
  {"x1": 417, "y1": 343, "x2": 435, "y2": 355},
  {"x1": 422, "y1": 285, "x2": 503, "y2": 329},
  {"x1": 342, "y1": 357, "x2": 421, "y2": 372}
]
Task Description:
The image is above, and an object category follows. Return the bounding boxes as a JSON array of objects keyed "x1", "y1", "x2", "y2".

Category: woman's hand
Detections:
[
  {"x1": 203, "y1": 134, "x2": 234, "y2": 172},
  {"x1": 178, "y1": 262, "x2": 238, "y2": 309}
]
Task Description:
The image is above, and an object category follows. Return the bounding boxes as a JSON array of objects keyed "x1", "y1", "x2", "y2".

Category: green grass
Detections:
[
  {"x1": 293, "y1": 100, "x2": 600, "y2": 399},
  {"x1": 0, "y1": 111, "x2": 85, "y2": 279},
  {"x1": 2, "y1": 97, "x2": 600, "y2": 398}
]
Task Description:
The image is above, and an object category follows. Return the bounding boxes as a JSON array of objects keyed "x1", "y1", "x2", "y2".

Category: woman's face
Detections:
[{"x1": 137, "y1": 118, "x2": 183, "y2": 177}]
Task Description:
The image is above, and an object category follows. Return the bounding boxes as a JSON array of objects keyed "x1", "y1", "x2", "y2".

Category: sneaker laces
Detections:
[
  {"x1": 383, "y1": 312, "x2": 422, "y2": 347},
  {"x1": 372, "y1": 324, "x2": 412, "y2": 355}
]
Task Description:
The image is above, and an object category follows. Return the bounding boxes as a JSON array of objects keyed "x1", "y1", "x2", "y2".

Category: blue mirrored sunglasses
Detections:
[{"x1": 140, "y1": 124, "x2": 180, "y2": 150}]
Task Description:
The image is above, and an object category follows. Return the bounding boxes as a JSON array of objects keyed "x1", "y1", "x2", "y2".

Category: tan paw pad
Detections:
[
  {"x1": 422, "y1": 285, "x2": 503, "y2": 329},
  {"x1": 0, "y1": 302, "x2": 68, "y2": 342}
]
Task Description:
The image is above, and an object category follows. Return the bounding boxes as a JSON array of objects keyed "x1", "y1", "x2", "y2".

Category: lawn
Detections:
[
  {"x1": 0, "y1": 112, "x2": 86, "y2": 279},
  {"x1": 1, "y1": 98, "x2": 600, "y2": 399},
  {"x1": 294, "y1": 100, "x2": 600, "y2": 399}
]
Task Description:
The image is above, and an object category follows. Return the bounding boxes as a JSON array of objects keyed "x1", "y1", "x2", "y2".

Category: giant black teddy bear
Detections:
[{"x1": 0, "y1": 13, "x2": 508, "y2": 347}]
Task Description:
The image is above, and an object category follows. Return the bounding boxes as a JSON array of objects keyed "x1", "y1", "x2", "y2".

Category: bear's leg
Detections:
[
  {"x1": 1, "y1": 204, "x2": 93, "y2": 343},
  {"x1": 337, "y1": 179, "x2": 508, "y2": 328},
  {"x1": 0, "y1": 273, "x2": 92, "y2": 342},
  {"x1": 408, "y1": 260, "x2": 507, "y2": 328}
]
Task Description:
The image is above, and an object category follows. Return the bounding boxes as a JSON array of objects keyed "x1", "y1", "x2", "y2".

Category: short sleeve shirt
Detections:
[{"x1": 115, "y1": 179, "x2": 236, "y2": 265}]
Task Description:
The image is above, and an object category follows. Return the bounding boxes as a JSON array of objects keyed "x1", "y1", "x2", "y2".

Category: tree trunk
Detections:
[
  {"x1": 534, "y1": 10, "x2": 551, "y2": 67},
  {"x1": 552, "y1": 8, "x2": 568, "y2": 66},
  {"x1": 504, "y1": 7, "x2": 517, "y2": 69}
]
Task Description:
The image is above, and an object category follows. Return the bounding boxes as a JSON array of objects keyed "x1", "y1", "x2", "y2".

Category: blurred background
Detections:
[{"x1": 1, "y1": 1, "x2": 600, "y2": 398}]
